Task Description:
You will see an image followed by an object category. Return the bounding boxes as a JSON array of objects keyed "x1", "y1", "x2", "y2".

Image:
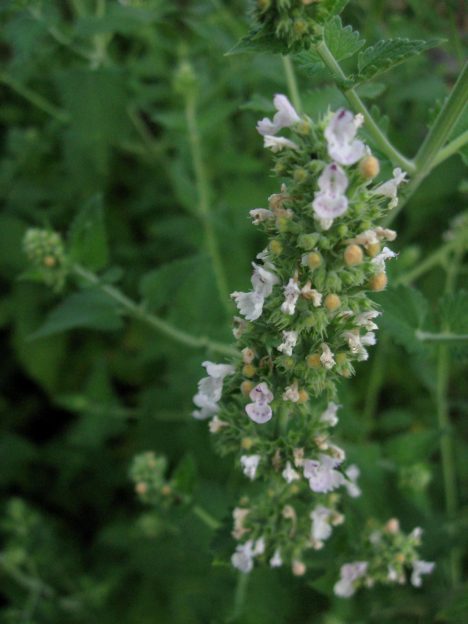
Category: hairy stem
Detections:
[
  {"x1": 315, "y1": 40, "x2": 415, "y2": 173},
  {"x1": 282, "y1": 56, "x2": 302, "y2": 113},
  {"x1": 431, "y1": 129, "x2": 468, "y2": 168},
  {"x1": 185, "y1": 93, "x2": 231, "y2": 314},
  {"x1": 417, "y1": 331, "x2": 468, "y2": 343},
  {"x1": 0, "y1": 74, "x2": 70, "y2": 124},
  {"x1": 72, "y1": 265, "x2": 237, "y2": 357},
  {"x1": 395, "y1": 236, "x2": 466, "y2": 286}
]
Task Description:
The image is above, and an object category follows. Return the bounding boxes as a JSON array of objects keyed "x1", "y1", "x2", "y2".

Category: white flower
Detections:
[
  {"x1": 245, "y1": 382, "x2": 274, "y2": 424},
  {"x1": 303, "y1": 454, "x2": 344, "y2": 493},
  {"x1": 325, "y1": 109, "x2": 365, "y2": 165},
  {"x1": 411, "y1": 560, "x2": 435, "y2": 587},
  {"x1": 202, "y1": 361, "x2": 235, "y2": 379},
  {"x1": 355, "y1": 310, "x2": 380, "y2": 331},
  {"x1": 300, "y1": 281, "x2": 322, "y2": 306},
  {"x1": 312, "y1": 163, "x2": 349, "y2": 226},
  {"x1": 361, "y1": 331, "x2": 376, "y2": 347},
  {"x1": 251, "y1": 263, "x2": 279, "y2": 297},
  {"x1": 410, "y1": 527, "x2": 423, "y2": 542},
  {"x1": 277, "y1": 330, "x2": 298, "y2": 356},
  {"x1": 257, "y1": 94, "x2": 300, "y2": 136},
  {"x1": 240, "y1": 454, "x2": 261, "y2": 480},
  {"x1": 208, "y1": 415, "x2": 228, "y2": 433},
  {"x1": 320, "y1": 402, "x2": 340, "y2": 426},
  {"x1": 263, "y1": 135, "x2": 299, "y2": 153},
  {"x1": 311, "y1": 505, "x2": 334, "y2": 543},
  {"x1": 372, "y1": 246, "x2": 397, "y2": 273},
  {"x1": 374, "y1": 226, "x2": 397, "y2": 241},
  {"x1": 253, "y1": 537, "x2": 265, "y2": 555},
  {"x1": 231, "y1": 290, "x2": 265, "y2": 321},
  {"x1": 269, "y1": 549, "x2": 283, "y2": 568},
  {"x1": 282, "y1": 461, "x2": 300, "y2": 484},
  {"x1": 342, "y1": 330, "x2": 369, "y2": 362},
  {"x1": 283, "y1": 381, "x2": 300, "y2": 402},
  {"x1": 344, "y1": 464, "x2": 361, "y2": 497},
  {"x1": 231, "y1": 538, "x2": 264, "y2": 573},
  {"x1": 334, "y1": 562, "x2": 368, "y2": 598},
  {"x1": 320, "y1": 343, "x2": 335, "y2": 369},
  {"x1": 346, "y1": 229, "x2": 379, "y2": 247},
  {"x1": 249, "y1": 208, "x2": 274, "y2": 224},
  {"x1": 374, "y1": 167, "x2": 408, "y2": 208},
  {"x1": 192, "y1": 392, "x2": 219, "y2": 420},
  {"x1": 281, "y1": 278, "x2": 301, "y2": 315}
]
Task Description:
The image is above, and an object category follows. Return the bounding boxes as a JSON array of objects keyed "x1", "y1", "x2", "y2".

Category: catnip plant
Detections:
[{"x1": 19, "y1": 0, "x2": 467, "y2": 611}]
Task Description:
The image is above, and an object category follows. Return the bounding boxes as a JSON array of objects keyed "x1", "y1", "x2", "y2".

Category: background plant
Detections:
[{"x1": 0, "y1": 0, "x2": 467, "y2": 622}]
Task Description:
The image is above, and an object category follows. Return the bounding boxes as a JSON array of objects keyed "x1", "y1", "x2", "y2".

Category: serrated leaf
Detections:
[
  {"x1": 317, "y1": 0, "x2": 350, "y2": 23},
  {"x1": 439, "y1": 291, "x2": 468, "y2": 334},
  {"x1": 356, "y1": 38, "x2": 442, "y2": 84},
  {"x1": 29, "y1": 289, "x2": 123, "y2": 339},
  {"x1": 225, "y1": 29, "x2": 288, "y2": 56},
  {"x1": 324, "y1": 16, "x2": 365, "y2": 62},
  {"x1": 376, "y1": 285, "x2": 429, "y2": 354},
  {"x1": 68, "y1": 195, "x2": 109, "y2": 271}
]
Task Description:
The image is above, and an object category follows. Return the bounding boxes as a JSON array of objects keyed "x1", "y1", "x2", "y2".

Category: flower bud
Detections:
[
  {"x1": 305, "y1": 251, "x2": 322, "y2": 269},
  {"x1": 344, "y1": 244, "x2": 364, "y2": 266},
  {"x1": 173, "y1": 61, "x2": 198, "y2": 97},
  {"x1": 306, "y1": 353, "x2": 321, "y2": 368},
  {"x1": 293, "y1": 167, "x2": 308, "y2": 183},
  {"x1": 292, "y1": 560, "x2": 306, "y2": 576},
  {"x1": 298, "y1": 233, "x2": 319, "y2": 250},
  {"x1": 241, "y1": 380, "x2": 255, "y2": 396},
  {"x1": 297, "y1": 389, "x2": 309, "y2": 403},
  {"x1": 324, "y1": 294, "x2": 341, "y2": 312},
  {"x1": 385, "y1": 518, "x2": 400, "y2": 534},
  {"x1": 269, "y1": 239, "x2": 283, "y2": 255},
  {"x1": 359, "y1": 155, "x2": 380, "y2": 179},
  {"x1": 295, "y1": 120, "x2": 311, "y2": 135},
  {"x1": 241, "y1": 437, "x2": 254, "y2": 450},
  {"x1": 369, "y1": 272, "x2": 388, "y2": 291},
  {"x1": 242, "y1": 347, "x2": 256, "y2": 364},
  {"x1": 242, "y1": 364, "x2": 257, "y2": 378},
  {"x1": 23, "y1": 228, "x2": 67, "y2": 290},
  {"x1": 367, "y1": 242, "x2": 381, "y2": 257}
]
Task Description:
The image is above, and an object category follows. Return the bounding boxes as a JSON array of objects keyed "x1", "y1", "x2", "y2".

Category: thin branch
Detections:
[
  {"x1": 0, "y1": 74, "x2": 69, "y2": 124},
  {"x1": 282, "y1": 56, "x2": 302, "y2": 113}
]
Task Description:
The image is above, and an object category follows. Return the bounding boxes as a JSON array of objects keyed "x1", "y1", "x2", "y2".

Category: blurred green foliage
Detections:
[{"x1": 0, "y1": 0, "x2": 467, "y2": 622}]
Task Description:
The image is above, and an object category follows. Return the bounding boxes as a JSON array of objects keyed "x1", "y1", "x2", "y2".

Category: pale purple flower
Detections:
[
  {"x1": 263, "y1": 135, "x2": 299, "y2": 153},
  {"x1": 231, "y1": 538, "x2": 265, "y2": 573},
  {"x1": 249, "y1": 382, "x2": 273, "y2": 404},
  {"x1": 257, "y1": 94, "x2": 300, "y2": 136},
  {"x1": 303, "y1": 454, "x2": 344, "y2": 493},
  {"x1": 312, "y1": 163, "x2": 349, "y2": 228},
  {"x1": 411, "y1": 560, "x2": 435, "y2": 587},
  {"x1": 325, "y1": 109, "x2": 365, "y2": 165},
  {"x1": 192, "y1": 361, "x2": 234, "y2": 419},
  {"x1": 311, "y1": 505, "x2": 334, "y2": 543},
  {"x1": 251, "y1": 263, "x2": 279, "y2": 297},
  {"x1": 277, "y1": 330, "x2": 298, "y2": 356},
  {"x1": 249, "y1": 208, "x2": 274, "y2": 224},
  {"x1": 344, "y1": 464, "x2": 361, "y2": 498},
  {"x1": 334, "y1": 562, "x2": 368, "y2": 598},
  {"x1": 202, "y1": 361, "x2": 235, "y2": 379},
  {"x1": 320, "y1": 402, "x2": 340, "y2": 427},
  {"x1": 281, "y1": 278, "x2": 300, "y2": 315},
  {"x1": 246, "y1": 382, "x2": 274, "y2": 424}
]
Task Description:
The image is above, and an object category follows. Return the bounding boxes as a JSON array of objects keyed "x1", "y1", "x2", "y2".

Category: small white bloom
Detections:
[
  {"x1": 231, "y1": 290, "x2": 265, "y2": 321},
  {"x1": 282, "y1": 461, "x2": 300, "y2": 483},
  {"x1": 374, "y1": 167, "x2": 408, "y2": 208},
  {"x1": 334, "y1": 562, "x2": 368, "y2": 598},
  {"x1": 361, "y1": 331, "x2": 376, "y2": 347},
  {"x1": 257, "y1": 94, "x2": 300, "y2": 136},
  {"x1": 325, "y1": 109, "x2": 366, "y2": 166},
  {"x1": 240, "y1": 454, "x2": 261, "y2": 480},
  {"x1": 202, "y1": 361, "x2": 235, "y2": 379},
  {"x1": 311, "y1": 505, "x2": 334, "y2": 542},
  {"x1": 410, "y1": 527, "x2": 423, "y2": 542},
  {"x1": 320, "y1": 402, "x2": 340, "y2": 427},
  {"x1": 281, "y1": 278, "x2": 301, "y2": 315},
  {"x1": 374, "y1": 226, "x2": 397, "y2": 241},
  {"x1": 208, "y1": 415, "x2": 228, "y2": 433},
  {"x1": 411, "y1": 560, "x2": 435, "y2": 587},
  {"x1": 249, "y1": 208, "x2": 274, "y2": 224},
  {"x1": 343, "y1": 330, "x2": 369, "y2": 362},
  {"x1": 303, "y1": 454, "x2": 344, "y2": 493},
  {"x1": 277, "y1": 330, "x2": 298, "y2": 356},
  {"x1": 312, "y1": 163, "x2": 349, "y2": 225},
  {"x1": 346, "y1": 229, "x2": 379, "y2": 247},
  {"x1": 354, "y1": 113, "x2": 365, "y2": 128},
  {"x1": 192, "y1": 394, "x2": 218, "y2": 420},
  {"x1": 231, "y1": 540, "x2": 255, "y2": 573},
  {"x1": 241, "y1": 347, "x2": 256, "y2": 364},
  {"x1": 253, "y1": 537, "x2": 265, "y2": 556},
  {"x1": 198, "y1": 376, "x2": 223, "y2": 403},
  {"x1": 355, "y1": 310, "x2": 380, "y2": 331},
  {"x1": 320, "y1": 343, "x2": 335, "y2": 369},
  {"x1": 283, "y1": 381, "x2": 300, "y2": 403},
  {"x1": 328, "y1": 443, "x2": 346, "y2": 462},
  {"x1": 372, "y1": 246, "x2": 397, "y2": 273},
  {"x1": 251, "y1": 263, "x2": 279, "y2": 297},
  {"x1": 263, "y1": 135, "x2": 299, "y2": 153},
  {"x1": 301, "y1": 281, "x2": 322, "y2": 306},
  {"x1": 344, "y1": 464, "x2": 361, "y2": 497},
  {"x1": 269, "y1": 549, "x2": 283, "y2": 568}
]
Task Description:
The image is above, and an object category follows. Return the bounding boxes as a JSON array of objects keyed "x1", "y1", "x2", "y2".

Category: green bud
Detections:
[
  {"x1": 297, "y1": 233, "x2": 319, "y2": 250},
  {"x1": 174, "y1": 61, "x2": 198, "y2": 97},
  {"x1": 23, "y1": 228, "x2": 67, "y2": 290},
  {"x1": 337, "y1": 224, "x2": 349, "y2": 238},
  {"x1": 325, "y1": 271, "x2": 342, "y2": 292},
  {"x1": 293, "y1": 167, "x2": 308, "y2": 183}
]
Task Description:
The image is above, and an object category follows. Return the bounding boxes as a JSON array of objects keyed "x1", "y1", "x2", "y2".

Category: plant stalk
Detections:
[{"x1": 282, "y1": 56, "x2": 302, "y2": 113}]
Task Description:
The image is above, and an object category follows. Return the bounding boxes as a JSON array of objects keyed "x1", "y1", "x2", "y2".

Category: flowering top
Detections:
[{"x1": 190, "y1": 95, "x2": 430, "y2": 588}]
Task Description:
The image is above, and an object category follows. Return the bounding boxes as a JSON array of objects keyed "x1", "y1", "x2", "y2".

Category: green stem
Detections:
[
  {"x1": 184, "y1": 94, "x2": 231, "y2": 314},
  {"x1": 432, "y1": 129, "x2": 468, "y2": 168},
  {"x1": 228, "y1": 573, "x2": 249, "y2": 623},
  {"x1": 0, "y1": 74, "x2": 70, "y2": 124},
  {"x1": 72, "y1": 265, "x2": 238, "y2": 357},
  {"x1": 363, "y1": 338, "x2": 387, "y2": 429},
  {"x1": 192, "y1": 505, "x2": 221, "y2": 530},
  {"x1": 315, "y1": 40, "x2": 415, "y2": 173},
  {"x1": 395, "y1": 236, "x2": 465, "y2": 286},
  {"x1": 417, "y1": 331, "x2": 468, "y2": 343},
  {"x1": 282, "y1": 56, "x2": 302, "y2": 113}
]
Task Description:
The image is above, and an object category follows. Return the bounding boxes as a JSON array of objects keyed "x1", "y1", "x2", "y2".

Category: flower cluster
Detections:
[
  {"x1": 130, "y1": 451, "x2": 173, "y2": 506},
  {"x1": 334, "y1": 518, "x2": 435, "y2": 597},
  {"x1": 23, "y1": 228, "x2": 68, "y2": 291},
  {"x1": 191, "y1": 95, "x2": 430, "y2": 586}
]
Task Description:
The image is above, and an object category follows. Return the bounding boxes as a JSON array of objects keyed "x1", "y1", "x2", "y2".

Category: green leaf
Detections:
[
  {"x1": 324, "y1": 16, "x2": 365, "y2": 62},
  {"x1": 317, "y1": 0, "x2": 350, "y2": 23},
  {"x1": 375, "y1": 285, "x2": 429, "y2": 354},
  {"x1": 226, "y1": 29, "x2": 288, "y2": 56},
  {"x1": 438, "y1": 291, "x2": 468, "y2": 334},
  {"x1": 68, "y1": 195, "x2": 109, "y2": 271},
  {"x1": 29, "y1": 289, "x2": 123, "y2": 339},
  {"x1": 172, "y1": 454, "x2": 197, "y2": 496},
  {"x1": 355, "y1": 38, "x2": 442, "y2": 84}
]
